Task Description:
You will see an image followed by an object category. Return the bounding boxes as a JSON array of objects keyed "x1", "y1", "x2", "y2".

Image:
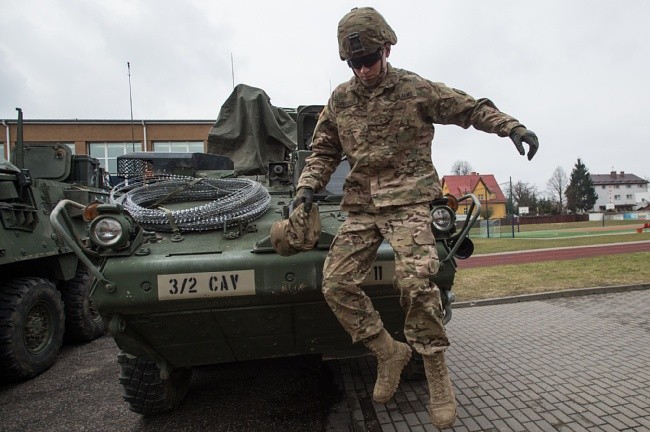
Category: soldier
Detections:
[{"x1": 294, "y1": 7, "x2": 539, "y2": 430}]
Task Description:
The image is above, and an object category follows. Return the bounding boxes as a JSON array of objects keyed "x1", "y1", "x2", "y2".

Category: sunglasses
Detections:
[{"x1": 346, "y1": 49, "x2": 383, "y2": 69}]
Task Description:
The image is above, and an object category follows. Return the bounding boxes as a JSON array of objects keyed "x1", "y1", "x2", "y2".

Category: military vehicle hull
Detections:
[
  {"x1": 91, "y1": 196, "x2": 456, "y2": 369},
  {"x1": 0, "y1": 109, "x2": 108, "y2": 382},
  {"x1": 52, "y1": 177, "x2": 477, "y2": 415},
  {"x1": 1, "y1": 172, "x2": 109, "y2": 382},
  {"x1": 49, "y1": 94, "x2": 479, "y2": 414}
]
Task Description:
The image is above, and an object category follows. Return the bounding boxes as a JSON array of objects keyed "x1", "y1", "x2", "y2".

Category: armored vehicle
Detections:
[
  {"x1": 0, "y1": 109, "x2": 108, "y2": 382},
  {"x1": 51, "y1": 85, "x2": 479, "y2": 415}
]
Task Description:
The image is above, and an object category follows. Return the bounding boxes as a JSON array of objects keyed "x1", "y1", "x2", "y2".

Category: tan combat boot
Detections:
[
  {"x1": 423, "y1": 351, "x2": 457, "y2": 429},
  {"x1": 366, "y1": 330, "x2": 412, "y2": 403}
]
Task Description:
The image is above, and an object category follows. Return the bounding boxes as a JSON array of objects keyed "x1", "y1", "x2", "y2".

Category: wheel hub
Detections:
[{"x1": 24, "y1": 301, "x2": 53, "y2": 354}]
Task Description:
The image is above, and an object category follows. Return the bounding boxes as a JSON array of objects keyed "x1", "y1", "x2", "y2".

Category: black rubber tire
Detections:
[
  {"x1": 118, "y1": 352, "x2": 193, "y2": 415},
  {"x1": 403, "y1": 352, "x2": 426, "y2": 381},
  {"x1": 0, "y1": 278, "x2": 65, "y2": 383},
  {"x1": 60, "y1": 263, "x2": 107, "y2": 343}
]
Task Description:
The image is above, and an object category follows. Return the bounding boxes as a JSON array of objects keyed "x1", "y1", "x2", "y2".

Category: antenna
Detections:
[
  {"x1": 231, "y1": 53, "x2": 235, "y2": 89},
  {"x1": 127, "y1": 62, "x2": 135, "y2": 152}
]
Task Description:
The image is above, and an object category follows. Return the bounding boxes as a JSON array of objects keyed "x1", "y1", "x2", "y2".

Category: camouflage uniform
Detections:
[{"x1": 297, "y1": 63, "x2": 523, "y2": 355}]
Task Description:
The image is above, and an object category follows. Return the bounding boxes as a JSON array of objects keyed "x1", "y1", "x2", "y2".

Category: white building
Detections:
[{"x1": 590, "y1": 171, "x2": 649, "y2": 211}]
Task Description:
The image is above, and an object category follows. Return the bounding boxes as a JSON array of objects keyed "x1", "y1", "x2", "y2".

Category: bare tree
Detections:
[
  {"x1": 546, "y1": 167, "x2": 568, "y2": 214},
  {"x1": 512, "y1": 181, "x2": 538, "y2": 212},
  {"x1": 451, "y1": 160, "x2": 473, "y2": 175}
]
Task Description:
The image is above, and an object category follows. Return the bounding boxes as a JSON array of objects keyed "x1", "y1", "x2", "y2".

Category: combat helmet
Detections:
[{"x1": 338, "y1": 7, "x2": 397, "y2": 60}]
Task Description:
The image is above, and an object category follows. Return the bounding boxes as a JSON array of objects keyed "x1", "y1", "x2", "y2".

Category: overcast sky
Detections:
[{"x1": 2, "y1": 0, "x2": 648, "y2": 192}]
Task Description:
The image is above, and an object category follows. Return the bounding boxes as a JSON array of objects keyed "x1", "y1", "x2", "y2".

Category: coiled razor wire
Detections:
[{"x1": 110, "y1": 175, "x2": 271, "y2": 232}]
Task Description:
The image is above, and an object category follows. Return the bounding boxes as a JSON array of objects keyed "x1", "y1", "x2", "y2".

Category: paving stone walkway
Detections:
[{"x1": 337, "y1": 288, "x2": 649, "y2": 431}]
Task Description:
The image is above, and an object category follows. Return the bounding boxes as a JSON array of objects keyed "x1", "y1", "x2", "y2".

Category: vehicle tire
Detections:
[
  {"x1": 118, "y1": 352, "x2": 193, "y2": 415},
  {"x1": 60, "y1": 263, "x2": 107, "y2": 343},
  {"x1": 402, "y1": 352, "x2": 425, "y2": 381},
  {"x1": 0, "y1": 278, "x2": 65, "y2": 383}
]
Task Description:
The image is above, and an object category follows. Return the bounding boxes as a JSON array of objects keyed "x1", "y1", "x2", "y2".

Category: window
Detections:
[
  {"x1": 89, "y1": 142, "x2": 142, "y2": 174},
  {"x1": 626, "y1": 194, "x2": 633, "y2": 199},
  {"x1": 626, "y1": 185, "x2": 632, "y2": 188},
  {"x1": 614, "y1": 185, "x2": 620, "y2": 189},
  {"x1": 614, "y1": 194, "x2": 621, "y2": 200},
  {"x1": 153, "y1": 141, "x2": 204, "y2": 153},
  {"x1": 601, "y1": 186, "x2": 606, "y2": 189}
]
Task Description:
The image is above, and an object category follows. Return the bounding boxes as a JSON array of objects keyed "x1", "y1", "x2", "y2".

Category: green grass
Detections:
[
  {"x1": 453, "y1": 252, "x2": 650, "y2": 301},
  {"x1": 469, "y1": 220, "x2": 648, "y2": 239},
  {"x1": 508, "y1": 220, "x2": 643, "y2": 232},
  {"x1": 471, "y1": 232, "x2": 650, "y2": 254},
  {"x1": 451, "y1": 220, "x2": 650, "y2": 301}
]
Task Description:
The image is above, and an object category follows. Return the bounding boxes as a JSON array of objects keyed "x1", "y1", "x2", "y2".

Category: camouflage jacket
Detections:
[{"x1": 297, "y1": 64, "x2": 523, "y2": 212}]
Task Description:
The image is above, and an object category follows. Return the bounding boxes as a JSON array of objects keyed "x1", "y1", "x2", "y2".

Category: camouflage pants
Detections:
[{"x1": 322, "y1": 203, "x2": 449, "y2": 355}]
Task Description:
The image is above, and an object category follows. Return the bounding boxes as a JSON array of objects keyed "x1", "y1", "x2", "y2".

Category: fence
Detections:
[
  {"x1": 512, "y1": 214, "x2": 589, "y2": 225},
  {"x1": 475, "y1": 219, "x2": 501, "y2": 238}
]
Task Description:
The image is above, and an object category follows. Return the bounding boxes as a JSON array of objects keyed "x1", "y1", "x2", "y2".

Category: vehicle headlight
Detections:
[
  {"x1": 89, "y1": 216, "x2": 130, "y2": 248},
  {"x1": 431, "y1": 207, "x2": 454, "y2": 232}
]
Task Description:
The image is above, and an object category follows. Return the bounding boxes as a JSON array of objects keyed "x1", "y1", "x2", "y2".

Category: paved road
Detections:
[
  {"x1": 0, "y1": 337, "x2": 340, "y2": 432},
  {"x1": 457, "y1": 241, "x2": 650, "y2": 269},
  {"x1": 1, "y1": 288, "x2": 648, "y2": 432}
]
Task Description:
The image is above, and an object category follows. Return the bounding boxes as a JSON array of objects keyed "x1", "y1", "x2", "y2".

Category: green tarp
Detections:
[{"x1": 207, "y1": 84, "x2": 297, "y2": 175}]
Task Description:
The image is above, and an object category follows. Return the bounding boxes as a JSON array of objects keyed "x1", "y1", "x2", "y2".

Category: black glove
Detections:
[
  {"x1": 293, "y1": 187, "x2": 314, "y2": 213},
  {"x1": 510, "y1": 127, "x2": 539, "y2": 161}
]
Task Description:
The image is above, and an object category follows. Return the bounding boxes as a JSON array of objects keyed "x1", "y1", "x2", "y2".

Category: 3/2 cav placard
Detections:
[{"x1": 157, "y1": 270, "x2": 255, "y2": 300}]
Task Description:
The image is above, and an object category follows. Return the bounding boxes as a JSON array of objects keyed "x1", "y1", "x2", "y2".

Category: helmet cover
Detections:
[{"x1": 337, "y1": 7, "x2": 397, "y2": 60}]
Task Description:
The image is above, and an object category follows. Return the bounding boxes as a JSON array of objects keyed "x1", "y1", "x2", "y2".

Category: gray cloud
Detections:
[{"x1": 1, "y1": 0, "x2": 648, "y2": 190}]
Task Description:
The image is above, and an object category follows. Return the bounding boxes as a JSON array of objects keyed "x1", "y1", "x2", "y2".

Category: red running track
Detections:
[{"x1": 456, "y1": 241, "x2": 650, "y2": 269}]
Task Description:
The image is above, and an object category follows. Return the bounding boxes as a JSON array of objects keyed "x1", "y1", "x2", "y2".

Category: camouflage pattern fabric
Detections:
[
  {"x1": 270, "y1": 203, "x2": 321, "y2": 256},
  {"x1": 321, "y1": 203, "x2": 449, "y2": 356},
  {"x1": 337, "y1": 7, "x2": 397, "y2": 60},
  {"x1": 297, "y1": 63, "x2": 524, "y2": 213},
  {"x1": 297, "y1": 61, "x2": 525, "y2": 356}
]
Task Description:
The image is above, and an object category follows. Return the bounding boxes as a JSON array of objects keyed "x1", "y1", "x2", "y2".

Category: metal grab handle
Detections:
[
  {"x1": 49, "y1": 200, "x2": 112, "y2": 291},
  {"x1": 441, "y1": 194, "x2": 481, "y2": 264}
]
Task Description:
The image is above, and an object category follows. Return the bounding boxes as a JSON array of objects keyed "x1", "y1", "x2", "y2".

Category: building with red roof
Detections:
[{"x1": 441, "y1": 172, "x2": 507, "y2": 218}]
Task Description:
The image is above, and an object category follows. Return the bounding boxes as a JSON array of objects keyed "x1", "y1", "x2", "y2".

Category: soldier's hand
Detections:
[
  {"x1": 293, "y1": 187, "x2": 314, "y2": 213},
  {"x1": 510, "y1": 127, "x2": 539, "y2": 161}
]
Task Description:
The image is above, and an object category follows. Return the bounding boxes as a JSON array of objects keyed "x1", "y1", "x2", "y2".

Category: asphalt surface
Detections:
[
  {"x1": 0, "y1": 337, "x2": 340, "y2": 432},
  {"x1": 1, "y1": 286, "x2": 648, "y2": 432}
]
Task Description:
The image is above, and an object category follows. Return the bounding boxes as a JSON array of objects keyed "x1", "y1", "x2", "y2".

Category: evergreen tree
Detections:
[{"x1": 565, "y1": 158, "x2": 598, "y2": 213}]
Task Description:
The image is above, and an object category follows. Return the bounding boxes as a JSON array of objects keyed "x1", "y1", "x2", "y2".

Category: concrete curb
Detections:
[{"x1": 453, "y1": 283, "x2": 650, "y2": 308}]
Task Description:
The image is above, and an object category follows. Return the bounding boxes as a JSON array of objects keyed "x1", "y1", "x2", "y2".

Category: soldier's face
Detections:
[{"x1": 351, "y1": 46, "x2": 389, "y2": 87}]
